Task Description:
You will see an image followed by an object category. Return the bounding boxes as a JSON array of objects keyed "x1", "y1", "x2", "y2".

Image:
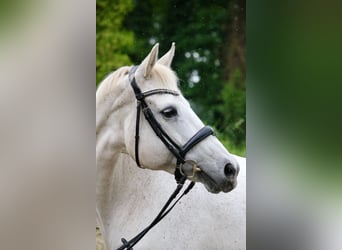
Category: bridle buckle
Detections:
[{"x1": 180, "y1": 160, "x2": 202, "y2": 179}]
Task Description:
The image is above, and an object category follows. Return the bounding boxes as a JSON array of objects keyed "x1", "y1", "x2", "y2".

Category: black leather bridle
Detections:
[
  {"x1": 129, "y1": 66, "x2": 214, "y2": 183},
  {"x1": 116, "y1": 66, "x2": 214, "y2": 250}
]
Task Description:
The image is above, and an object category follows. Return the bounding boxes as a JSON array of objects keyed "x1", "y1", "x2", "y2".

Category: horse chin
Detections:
[
  {"x1": 196, "y1": 171, "x2": 237, "y2": 194},
  {"x1": 204, "y1": 184, "x2": 221, "y2": 194}
]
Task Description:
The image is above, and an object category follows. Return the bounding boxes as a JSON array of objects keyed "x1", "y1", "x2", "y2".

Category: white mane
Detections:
[
  {"x1": 96, "y1": 66, "x2": 130, "y2": 102},
  {"x1": 96, "y1": 64, "x2": 180, "y2": 107}
]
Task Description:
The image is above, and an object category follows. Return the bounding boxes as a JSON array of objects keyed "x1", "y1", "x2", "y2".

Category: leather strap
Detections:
[{"x1": 180, "y1": 126, "x2": 214, "y2": 157}]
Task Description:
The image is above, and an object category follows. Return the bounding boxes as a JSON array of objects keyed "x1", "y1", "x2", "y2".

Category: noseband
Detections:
[
  {"x1": 129, "y1": 66, "x2": 214, "y2": 183},
  {"x1": 117, "y1": 66, "x2": 214, "y2": 250}
]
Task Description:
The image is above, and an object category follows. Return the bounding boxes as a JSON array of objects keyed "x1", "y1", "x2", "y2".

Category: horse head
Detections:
[{"x1": 123, "y1": 43, "x2": 239, "y2": 193}]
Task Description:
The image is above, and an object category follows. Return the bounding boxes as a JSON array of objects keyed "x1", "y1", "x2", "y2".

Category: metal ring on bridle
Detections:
[{"x1": 179, "y1": 160, "x2": 202, "y2": 179}]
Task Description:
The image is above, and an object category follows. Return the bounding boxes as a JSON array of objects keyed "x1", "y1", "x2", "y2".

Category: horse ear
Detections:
[
  {"x1": 158, "y1": 42, "x2": 175, "y2": 67},
  {"x1": 138, "y1": 43, "x2": 159, "y2": 79}
]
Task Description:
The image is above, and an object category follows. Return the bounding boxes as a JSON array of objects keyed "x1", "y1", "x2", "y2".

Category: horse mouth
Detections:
[{"x1": 196, "y1": 170, "x2": 236, "y2": 194}]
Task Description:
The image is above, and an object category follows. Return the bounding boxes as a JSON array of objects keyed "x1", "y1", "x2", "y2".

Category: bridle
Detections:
[
  {"x1": 116, "y1": 66, "x2": 214, "y2": 250},
  {"x1": 129, "y1": 66, "x2": 214, "y2": 183}
]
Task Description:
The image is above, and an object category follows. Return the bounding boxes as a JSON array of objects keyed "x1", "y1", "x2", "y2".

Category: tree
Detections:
[{"x1": 96, "y1": 0, "x2": 134, "y2": 85}]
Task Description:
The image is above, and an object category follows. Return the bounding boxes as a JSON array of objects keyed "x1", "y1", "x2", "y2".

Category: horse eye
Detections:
[{"x1": 161, "y1": 107, "x2": 178, "y2": 118}]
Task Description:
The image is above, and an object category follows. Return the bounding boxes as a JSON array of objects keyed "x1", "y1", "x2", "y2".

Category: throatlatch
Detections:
[{"x1": 116, "y1": 66, "x2": 214, "y2": 250}]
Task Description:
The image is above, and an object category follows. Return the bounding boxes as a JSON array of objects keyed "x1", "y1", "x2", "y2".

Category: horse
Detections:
[{"x1": 96, "y1": 43, "x2": 246, "y2": 250}]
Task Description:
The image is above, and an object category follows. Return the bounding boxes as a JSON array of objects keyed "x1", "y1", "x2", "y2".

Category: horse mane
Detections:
[
  {"x1": 96, "y1": 66, "x2": 130, "y2": 100},
  {"x1": 96, "y1": 64, "x2": 179, "y2": 101}
]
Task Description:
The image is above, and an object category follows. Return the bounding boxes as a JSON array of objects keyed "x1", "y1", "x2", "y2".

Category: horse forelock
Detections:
[{"x1": 151, "y1": 64, "x2": 179, "y2": 90}]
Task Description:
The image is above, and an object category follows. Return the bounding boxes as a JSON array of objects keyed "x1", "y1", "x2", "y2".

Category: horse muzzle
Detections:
[{"x1": 180, "y1": 159, "x2": 239, "y2": 193}]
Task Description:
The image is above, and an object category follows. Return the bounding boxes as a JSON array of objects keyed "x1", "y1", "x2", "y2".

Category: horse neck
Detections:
[
  {"x1": 96, "y1": 75, "x2": 133, "y2": 172},
  {"x1": 97, "y1": 152, "x2": 165, "y2": 249},
  {"x1": 96, "y1": 79, "x2": 134, "y2": 230}
]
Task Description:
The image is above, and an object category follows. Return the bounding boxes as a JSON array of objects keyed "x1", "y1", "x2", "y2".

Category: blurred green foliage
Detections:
[
  {"x1": 218, "y1": 69, "x2": 246, "y2": 152},
  {"x1": 96, "y1": 0, "x2": 245, "y2": 156},
  {"x1": 96, "y1": 0, "x2": 134, "y2": 83}
]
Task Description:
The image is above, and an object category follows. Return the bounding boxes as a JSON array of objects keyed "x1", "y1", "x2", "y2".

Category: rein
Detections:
[{"x1": 116, "y1": 66, "x2": 214, "y2": 250}]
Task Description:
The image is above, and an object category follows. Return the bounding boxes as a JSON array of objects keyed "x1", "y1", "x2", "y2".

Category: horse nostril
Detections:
[{"x1": 224, "y1": 163, "x2": 236, "y2": 177}]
